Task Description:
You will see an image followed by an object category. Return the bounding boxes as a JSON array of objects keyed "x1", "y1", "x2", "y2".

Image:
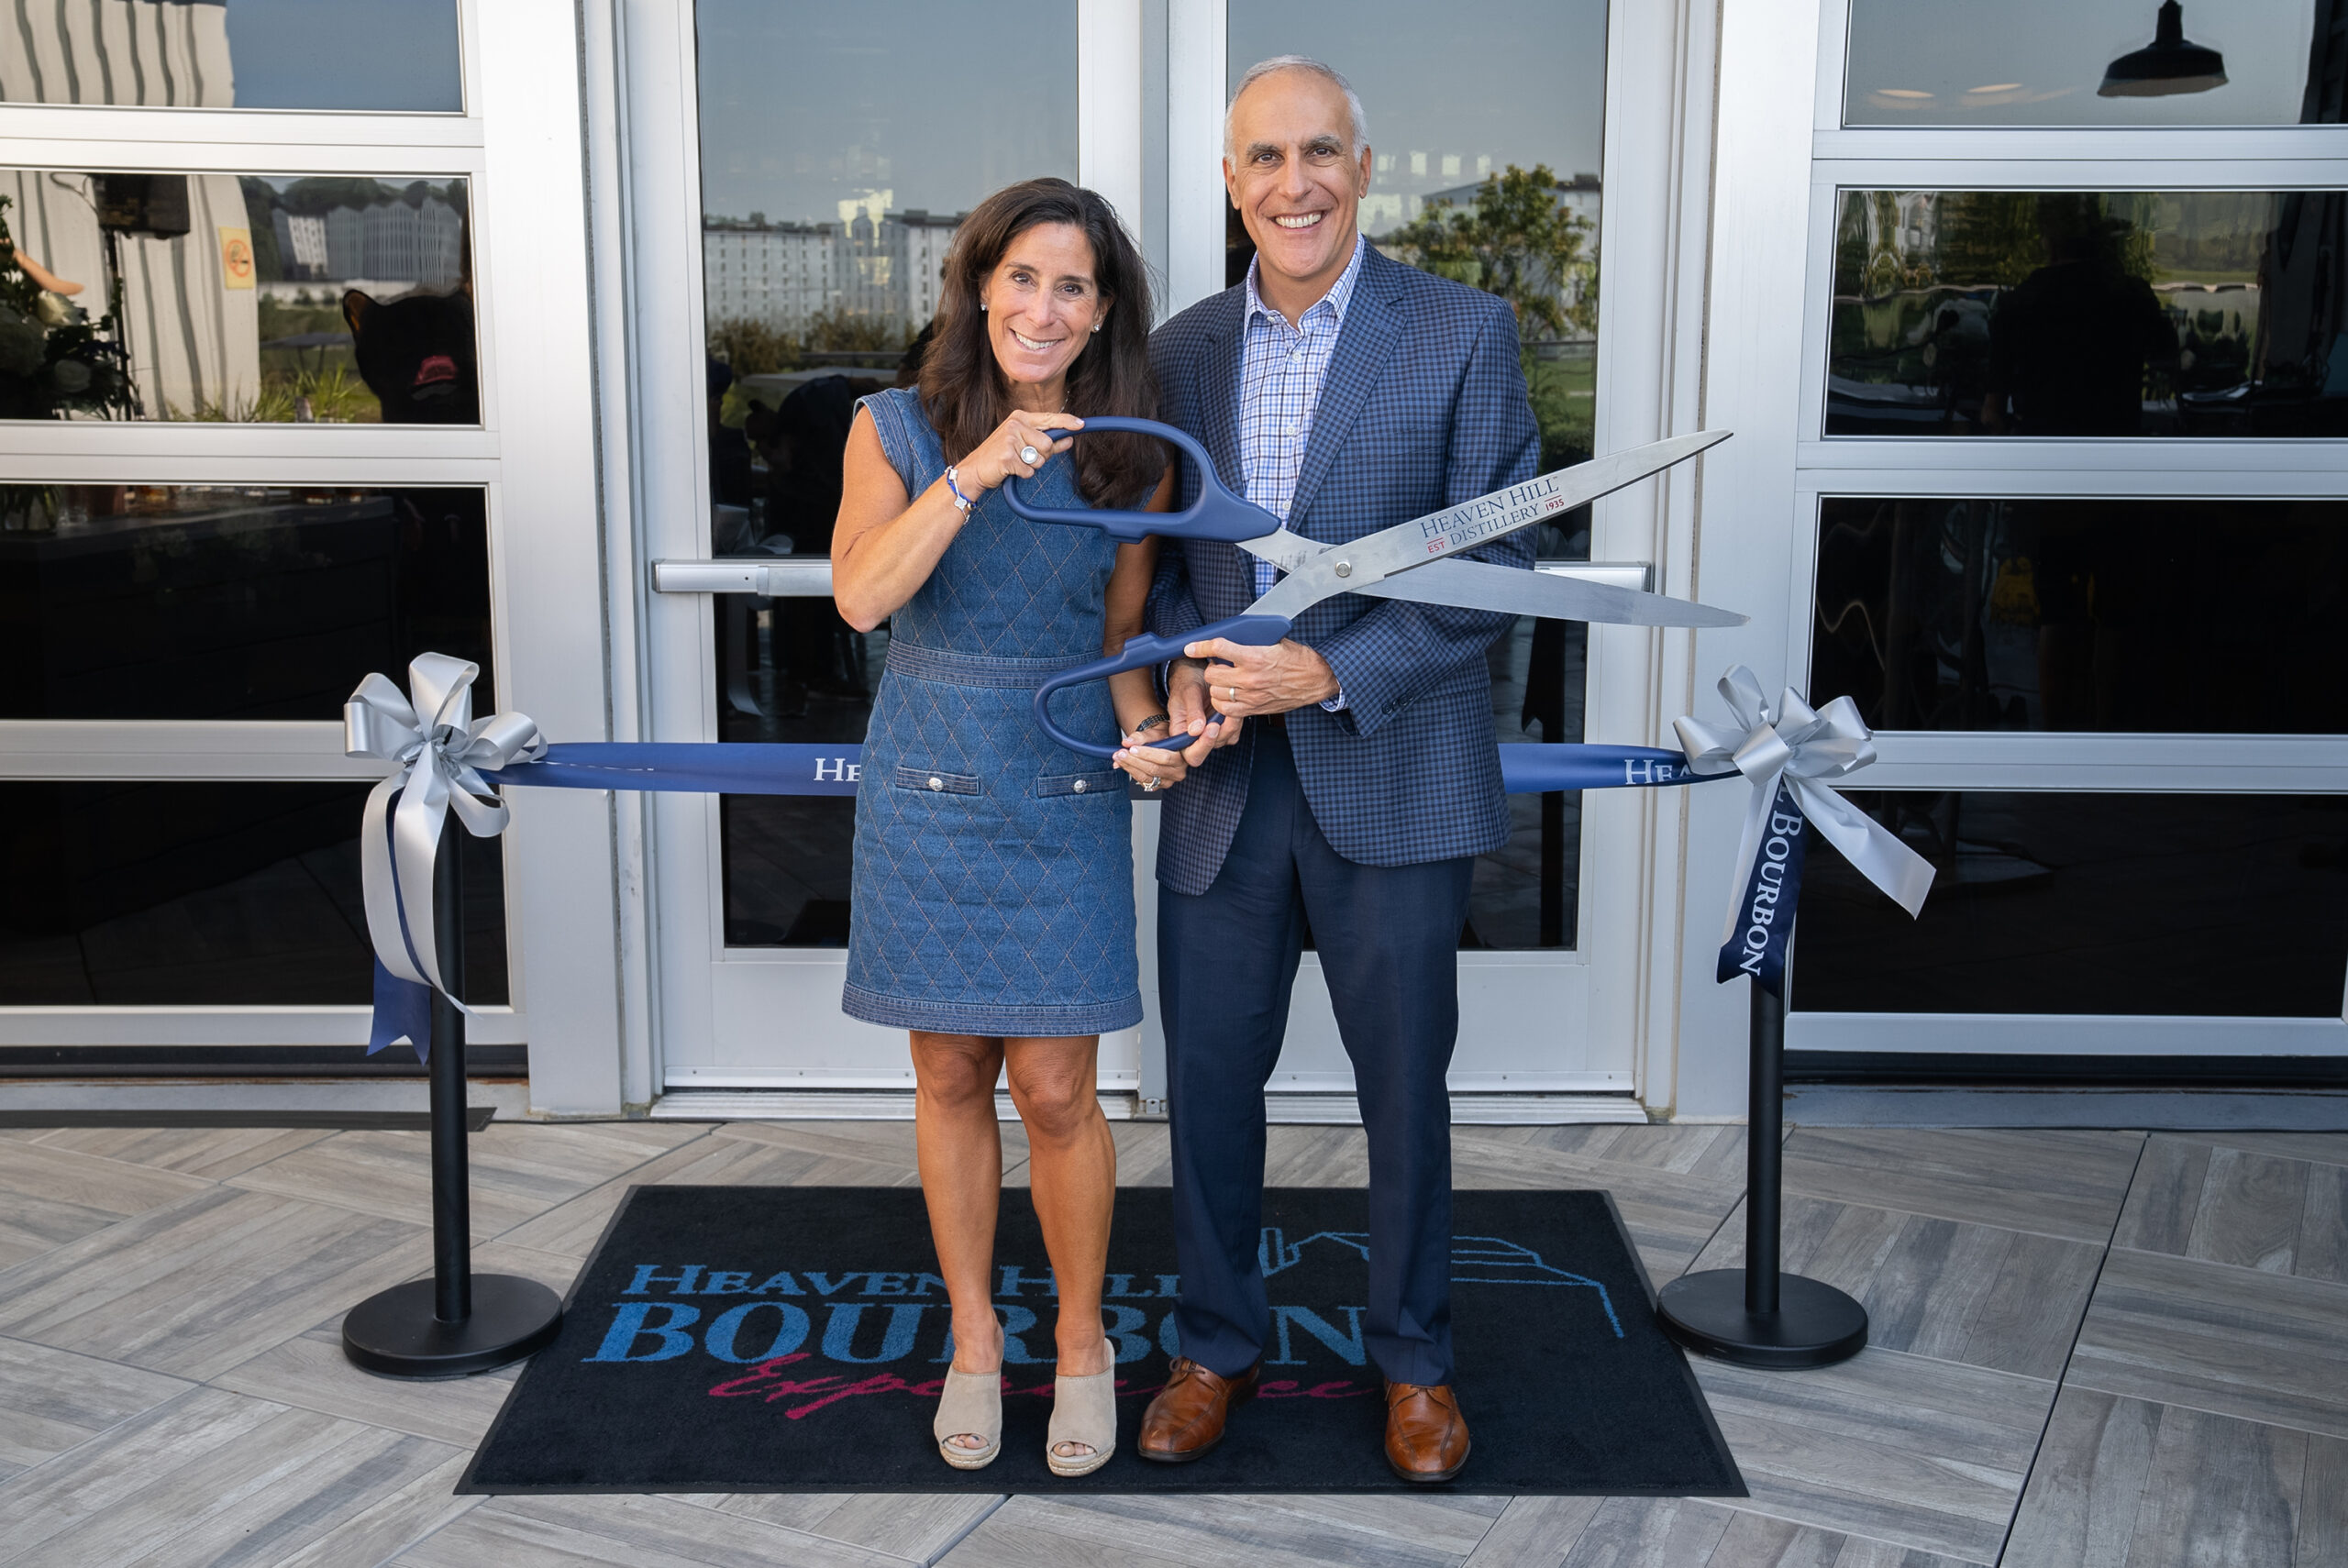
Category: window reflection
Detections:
[
  {"x1": 1844, "y1": 0, "x2": 2346, "y2": 127},
  {"x1": 1228, "y1": 2, "x2": 1607, "y2": 948},
  {"x1": 0, "y1": 483, "x2": 493, "y2": 721},
  {"x1": 1793, "y1": 792, "x2": 2348, "y2": 1017},
  {"x1": 1828, "y1": 189, "x2": 2348, "y2": 437},
  {"x1": 0, "y1": 781, "x2": 507, "y2": 1008},
  {"x1": 0, "y1": 0, "x2": 462, "y2": 113},
  {"x1": 1811, "y1": 497, "x2": 2348, "y2": 734},
  {"x1": 0, "y1": 171, "x2": 474, "y2": 424},
  {"x1": 696, "y1": 0, "x2": 1078, "y2": 947}
]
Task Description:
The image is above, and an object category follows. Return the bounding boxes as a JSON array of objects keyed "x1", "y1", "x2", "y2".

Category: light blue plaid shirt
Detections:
[{"x1": 1238, "y1": 234, "x2": 1366, "y2": 710}]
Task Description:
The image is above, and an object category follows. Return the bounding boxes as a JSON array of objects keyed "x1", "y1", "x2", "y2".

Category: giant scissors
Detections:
[{"x1": 1000, "y1": 415, "x2": 1743, "y2": 758}]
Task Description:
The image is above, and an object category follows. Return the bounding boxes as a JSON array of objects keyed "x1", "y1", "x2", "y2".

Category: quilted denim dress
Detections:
[{"x1": 841, "y1": 388, "x2": 1142, "y2": 1036}]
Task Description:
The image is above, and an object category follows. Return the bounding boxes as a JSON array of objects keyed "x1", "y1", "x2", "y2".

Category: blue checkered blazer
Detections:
[{"x1": 1146, "y1": 246, "x2": 1541, "y2": 896}]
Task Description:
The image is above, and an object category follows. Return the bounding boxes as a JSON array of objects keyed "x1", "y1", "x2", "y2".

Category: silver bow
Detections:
[
  {"x1": 346, "y1": 654, "x2": 544, "y2": 1005},
  {"x1": 1674, "y1": 667, "x2": 1934, "y2": 937}
]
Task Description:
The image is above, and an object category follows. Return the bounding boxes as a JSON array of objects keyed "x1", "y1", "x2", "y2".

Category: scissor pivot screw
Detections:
[{"x1": 1335, "y1": 560, "x2": 1352, "y2": 578}]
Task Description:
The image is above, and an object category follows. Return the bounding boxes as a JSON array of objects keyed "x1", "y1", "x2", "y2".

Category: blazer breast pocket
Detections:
[{"x1": 893, "y1": 766, "x2": 980, "y2": 797}]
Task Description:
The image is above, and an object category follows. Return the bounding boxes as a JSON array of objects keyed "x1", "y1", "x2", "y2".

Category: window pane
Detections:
[
  {"x1": 0, "y1": 0, "x2": 462, "y2": 113},
  {"x1": 1828, "y1": 189, "x2": 2348, "y2": 438},
  {"x1": 1845, "y1": 0, "x2": 2344, "y2": 127},
  {"x1": 0, "y1": 781, "x2": 507, "y2": 1006},
  {"x1": 1811, "y1": 496, "x2": 2348, "y2": 734},
  {"x1": 1229, "y1": 0, "x2": 1605, "y2": 470},
  {"x1": 1793, "y1": 792, "x2": 2348, "y2": 1017},
  {"x1": 696, "y1": 0, "x2": 1077, "y2": 946},
  {"x1": 1, "y1": 484, "x2": 492, "y2": 721},
  {"x1": 1228, "y1": 2, "x2": 1607, "y2": 949},
  {"x1": 0, "y1": 171, "x2": 475, "y2": 424}
]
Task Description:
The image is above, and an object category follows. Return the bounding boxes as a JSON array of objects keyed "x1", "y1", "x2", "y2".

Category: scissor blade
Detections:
[
  {"x1": 1357, "y1": 558, "x2": 1746, "y2": 627},
  {"x1": 1349, "y1": 430, "x2": 1728, "y2": 588}
]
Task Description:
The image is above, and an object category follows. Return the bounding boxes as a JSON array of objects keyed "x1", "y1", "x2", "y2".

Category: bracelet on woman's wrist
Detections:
[
  {"x1": 1133, "y1": 712, "x2": 1170, "y2": 733},
  {"x1": 943, "y1": 466, "x2": 977, "y2": 514}
]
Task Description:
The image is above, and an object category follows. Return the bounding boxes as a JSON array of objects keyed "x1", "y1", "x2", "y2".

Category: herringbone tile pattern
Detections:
[{"x1": 0, "y1": 1119, "x2": 2339, "y2": 1564}]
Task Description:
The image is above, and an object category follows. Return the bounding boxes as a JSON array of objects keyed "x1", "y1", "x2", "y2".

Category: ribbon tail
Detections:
[
  {"x1": 389, "y1": 760, "x2": 460, "y2": 1003},
  {"x1": 369, "y1": 957, "x2": 434, "y2": 1064},
  {"x1": 1789, "y1": 777, "x2": 1936, "y2": 917},
  {"x1": 359, "y1": 772, "x2": 428, "y2": 987}
]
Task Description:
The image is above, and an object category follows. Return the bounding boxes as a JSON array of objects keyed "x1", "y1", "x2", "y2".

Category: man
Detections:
[{"x1": 1135, "y1": 54, "x2": 1538, "y2": 1484}]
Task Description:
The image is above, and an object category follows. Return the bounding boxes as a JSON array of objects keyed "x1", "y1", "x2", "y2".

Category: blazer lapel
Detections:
[
  {"x1": 1191, "y1": 294, "x2": 1251, "y2": 613},
  {"x1": 1197, "y1": 299, "x2": 1246, "y2": 492},
  {"x1": 1287, "y1": 249, "x2": 1403, "y2": 534}
]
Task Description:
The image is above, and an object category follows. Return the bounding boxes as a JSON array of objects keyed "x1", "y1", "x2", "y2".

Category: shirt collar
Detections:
[{"x1": 1244, "y1": 232, "x2": 1367, "y2": 333}]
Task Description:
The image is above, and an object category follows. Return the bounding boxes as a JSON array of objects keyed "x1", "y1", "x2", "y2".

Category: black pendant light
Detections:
[{"x1": 2099, "y1": 2, "x2": 2227, "y2": 97}]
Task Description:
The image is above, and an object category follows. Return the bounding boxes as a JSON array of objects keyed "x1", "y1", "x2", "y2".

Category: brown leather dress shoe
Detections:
[
  {"x1": 1137, "y1": 1357, "x2": 1259, "y2": 1463},
  {"x1": 1384, "y1": 1382, "x2": 1470, "y2": 1483}
]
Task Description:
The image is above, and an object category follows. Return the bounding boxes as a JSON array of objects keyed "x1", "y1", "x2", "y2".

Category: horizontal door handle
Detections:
[{"x1": 652, "y1": 558, "x2": 834, "y2": 597}]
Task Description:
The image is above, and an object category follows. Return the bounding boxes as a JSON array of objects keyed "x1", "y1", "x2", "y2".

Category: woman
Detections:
[{"x1": 831, "y1": 178, "x2": 1191, "y2": 1475}]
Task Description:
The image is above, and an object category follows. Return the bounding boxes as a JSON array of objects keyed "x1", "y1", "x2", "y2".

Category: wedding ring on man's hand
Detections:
[
  {"x1": 1020, "y1": 444, "x2": 1040, "y2": 465},
  {"x1": 1141, "y1": 778, "x2": 1162, "y2": 791}
]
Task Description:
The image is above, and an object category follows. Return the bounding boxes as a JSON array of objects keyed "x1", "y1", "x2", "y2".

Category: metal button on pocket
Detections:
[
  {"x1": 927, "y1": 776, "x2": 943, "y2": 791},
  {"x1": 1072, "y1": 778, "x2": 1087, "y2": 793}
]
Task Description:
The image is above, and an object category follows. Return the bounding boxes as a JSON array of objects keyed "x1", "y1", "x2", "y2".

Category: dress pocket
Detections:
[
  {"x1": 1035, "y1": 768, "x2": 1124, "y2": 799},
  {"x1": 893, "y1": 766, "x2": 981, "y2": 796}
]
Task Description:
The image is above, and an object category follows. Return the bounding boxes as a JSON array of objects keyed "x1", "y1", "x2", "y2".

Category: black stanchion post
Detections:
[
  {"x1": 428, "y1": 839, "x2": 471, "y2": 1322},
  {"x1": 343, "y1": 838, "x2": 563, "y2": 1378},
  {"x1": 1655, "y1": 977, "x2": 1867, "y2": 1369}
]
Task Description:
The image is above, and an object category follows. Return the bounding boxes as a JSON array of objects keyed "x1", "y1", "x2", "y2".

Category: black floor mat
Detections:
[{"x1": 460, "y1": 1185, "x2": 1744, "y2": 1496}]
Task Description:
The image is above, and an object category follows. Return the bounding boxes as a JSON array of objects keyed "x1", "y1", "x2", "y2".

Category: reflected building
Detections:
[{"x1": 703, "y1": 205, "x2": 961, "y2": 339}]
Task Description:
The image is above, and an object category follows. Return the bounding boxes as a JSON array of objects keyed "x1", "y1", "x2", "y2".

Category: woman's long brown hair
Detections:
[{"x1": 918, "y1": 178, "x2": 1161, "y2": 507}]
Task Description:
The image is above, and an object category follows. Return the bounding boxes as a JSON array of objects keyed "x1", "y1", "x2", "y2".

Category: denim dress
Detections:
[{"x1": 841, "y1": 388, "x2": 1143, "y2": 1036}]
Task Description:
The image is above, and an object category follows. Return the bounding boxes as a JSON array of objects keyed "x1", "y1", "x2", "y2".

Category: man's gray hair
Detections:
[{"x1": 1224, "y1": 55, "x2": 1370, "y2": 160}]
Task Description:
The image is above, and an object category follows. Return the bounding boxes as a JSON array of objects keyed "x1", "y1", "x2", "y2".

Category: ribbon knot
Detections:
[
  {"x1": 1675, "y1": 667, "x2": 1934, "y2": 991},
  {"x1": 347, "y1": 654, "x2": 543, "y2": 1051}
]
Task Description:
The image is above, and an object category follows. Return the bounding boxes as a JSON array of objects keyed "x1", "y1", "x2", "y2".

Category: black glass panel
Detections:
[
  {"x1": 1813, "y1": 496, "x2": 2348, "y2": 734},
  {"x1": 1845, "y1": 0, "x2": 2347, "y2": 127},
  {"x1": 0, "y1": 483, "x2": 491, "y2": 721},
  {"x1": 1793, "y1": 792, "x2": 2348, "y2": 1016},
  {"x1": 1, "y1": 171, "x2": 474, "y2": 425},
  {"x1": 1827, "y1": 190, "x2": 2348, "y2": 437},
  {"x1": 0, "y1": 1, "x2": 462, "y2": 112},
  {"x1": 0, "y1": 781, "x2": 507, "y2": 1006}
]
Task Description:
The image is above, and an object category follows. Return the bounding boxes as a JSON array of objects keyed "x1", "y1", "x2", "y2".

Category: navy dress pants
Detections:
[{"x1": 1159, "y1": 723, "x2": 1474, "y2": 1387}]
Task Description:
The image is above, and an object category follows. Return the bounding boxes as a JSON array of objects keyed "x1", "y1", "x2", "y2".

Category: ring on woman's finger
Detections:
[{"x1": 1019, "y1": 444, "x2": 1040, "y2": 465}]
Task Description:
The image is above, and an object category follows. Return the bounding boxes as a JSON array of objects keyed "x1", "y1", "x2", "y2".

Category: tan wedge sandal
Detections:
[
  {"x1": 1047, "y1": 1368, "x2": 1117, "y2": 1477},
  {"x1": 934, "y1": 1367, "x2": 1002, "y2": 1471}
]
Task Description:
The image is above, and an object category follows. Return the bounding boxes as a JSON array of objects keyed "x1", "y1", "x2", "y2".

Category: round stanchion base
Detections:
[
  {"x1": 342, "y1": 1275, "x2": 563, "y2": 1379},
  {"x1": 1656, "y1": 1270, "x2": 1868, "y2": 1369}
]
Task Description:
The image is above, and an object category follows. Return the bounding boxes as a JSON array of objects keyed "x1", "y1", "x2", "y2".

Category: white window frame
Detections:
[{"x1": 0, "y1": 0, "x2": 626, "y2": 1112}]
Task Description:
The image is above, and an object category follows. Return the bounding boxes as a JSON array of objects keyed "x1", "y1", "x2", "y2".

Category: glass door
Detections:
[
  {"x1": 642, "y1": 0, "x2": 1684, "y2": 1111},
  {"x1": 1205, "y1": 0, "x2": 1646, "y2": 1110}
]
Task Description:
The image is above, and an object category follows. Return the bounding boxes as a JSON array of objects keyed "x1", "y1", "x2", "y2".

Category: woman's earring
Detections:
[
  {"x1": 980, "y1": 300, "x2": 989, "y2": 312},
  {"x1": 1091, "y1": 324, "x2": 1102, "y2": 334}
]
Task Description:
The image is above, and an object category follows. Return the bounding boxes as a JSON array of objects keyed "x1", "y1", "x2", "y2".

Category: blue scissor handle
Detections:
[
  {"x1": 999, "y1": 415, "x2": 1279, "y2": 545},
  {"x1": 1034, "y1": 613, "x2": 1293, "y2": 760}
]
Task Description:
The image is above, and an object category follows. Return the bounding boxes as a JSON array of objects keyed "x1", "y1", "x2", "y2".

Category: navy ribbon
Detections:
[
  {"x1": 361, "y1": 739, "x2": 1727, "y2": 1055},
  {"x1": 1713, "y1": 778, "x2": 1808, "y2": 996}
]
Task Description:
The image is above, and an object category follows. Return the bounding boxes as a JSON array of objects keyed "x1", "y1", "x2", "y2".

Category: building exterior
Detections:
[
  {"x1": 0, "y1": 1, "x2": 2341, "y2": 1121},
  {"x1": 703, "y1": 206, "x2": 962, "y2": 338}
]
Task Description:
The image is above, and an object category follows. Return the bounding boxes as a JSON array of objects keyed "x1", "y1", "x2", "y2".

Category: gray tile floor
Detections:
[{"x1": 0, "y1": 1118, "x2": 2340, "y2": 1565}]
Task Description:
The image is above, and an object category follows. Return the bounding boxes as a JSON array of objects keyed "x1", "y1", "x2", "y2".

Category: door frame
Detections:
[{"x1": 604, "y1": 0, "x2": 1726, "y2": 1115}]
